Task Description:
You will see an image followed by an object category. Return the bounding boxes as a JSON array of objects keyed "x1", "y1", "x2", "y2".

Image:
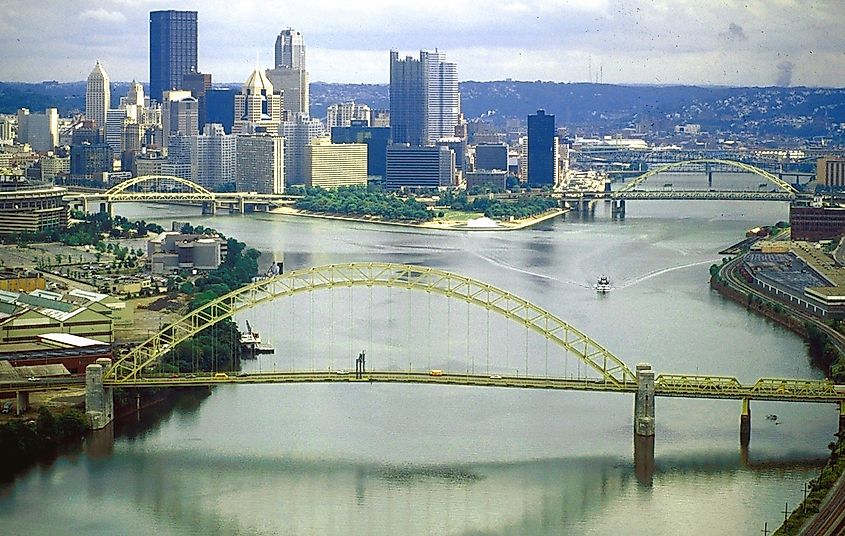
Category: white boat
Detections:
[{"x1": 595, "y1": 276, "x2": 612, "y2": 293}]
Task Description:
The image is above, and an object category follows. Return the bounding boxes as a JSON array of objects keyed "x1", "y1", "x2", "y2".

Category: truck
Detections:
[{"x1": 428, "y1": 369, "x2": 444, "y2": 376}]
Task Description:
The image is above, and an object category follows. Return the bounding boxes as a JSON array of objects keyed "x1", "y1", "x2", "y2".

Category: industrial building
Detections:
[
  {"x1": 147, "y1": 232, "x2": 227, "y2": 274},
  {"x1": 0, "y1": 288, "x2": 129, "y2": 351}
]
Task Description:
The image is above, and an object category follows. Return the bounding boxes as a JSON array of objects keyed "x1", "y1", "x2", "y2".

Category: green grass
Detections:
[{"x1": 435, "y1": 210, "x2": 484, "y2": 222}]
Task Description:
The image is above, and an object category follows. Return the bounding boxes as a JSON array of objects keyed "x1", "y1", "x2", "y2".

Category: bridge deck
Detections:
[{"x1": 98, "y1": 371, "x2": 843, "y2": 403}]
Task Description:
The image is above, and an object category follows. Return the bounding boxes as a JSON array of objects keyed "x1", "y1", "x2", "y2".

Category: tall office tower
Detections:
[
  {"x1": 275, "y1": 28, "x2": 305, "y2": 69},
  {"x1": 236, "y1": 135, "x2": 284, "y2": 194},
  {"x1": 86, "y1": 60, "x2": 110, "y2": 129},
  {"x1": 104, "y1": 109, "x2": 126, "y2": 157},
  {"x1": 233, "y1": 68, "x2": 283, "y2": 135},
  {"x1": 280, "y1": 113, "x2": 324, "y2": 185},
  {"x1": 162, "y1": 90, "x2": 199, "y2": 148},
  {"x1": 326, "y1": 102, "x2": 372, "y2": 128},
  {"x1": 16, "y1": 108, "x2": 59, "y2": 153},
  {"x1": 266, "y1": 28, "x2": 309, "y2": 117},
  {"x1": 183, "y1": 70, "x2": 212, "y2": 128},
  {"x1": 421, "y1": 50, "x2": 459, "y2": 144},
  {"x1": 205, "y1": 88, "x2": 237, "y2": 133},
  {"x1": 527, "y1": 109, "x2": 558, "y2": 186},
  {"x1": 389, "y1": 50, "x2": 426, "y2": 146},
  {"x1": 149, "y1": 10, "x2": 198, "y2": 103},
  {"x1": 191, "y1": 123, "x2": 237, "y2": 191}
]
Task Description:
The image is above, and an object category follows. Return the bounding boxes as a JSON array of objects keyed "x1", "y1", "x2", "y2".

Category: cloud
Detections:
[
  {"x1": 79, "y1": 9, "x2": 127, "y2": 24},
  {"x1": 776, "y1": 60, "x2": 794, "y2": 87},
  {"x1": 719, "y1": 22, "x2": 747, "y2": 41}
]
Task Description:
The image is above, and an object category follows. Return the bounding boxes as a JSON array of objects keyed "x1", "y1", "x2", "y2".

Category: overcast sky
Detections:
[{"x1": 1, "y1": 0, "x2": 843, "y2": 87}]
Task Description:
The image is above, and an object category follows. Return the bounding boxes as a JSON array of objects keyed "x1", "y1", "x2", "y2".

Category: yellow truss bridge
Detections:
[
  {"x1": 104, "y1": 262, "x2": 841, "y2": 404},
  {"x1": 610, "y1": 159, "x2": 798, "y2": 202}
]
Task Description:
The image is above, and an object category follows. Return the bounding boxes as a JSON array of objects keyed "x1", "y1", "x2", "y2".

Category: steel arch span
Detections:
[
  {"x1": 617, "y1": 159, "x2": 797, "y2": 194},
  {"x1": 105, "y1": 263, "x2": 638, "y2": 387},
  {"x1": 104, "y1": 175, "x2": 215, "y2": 202}
]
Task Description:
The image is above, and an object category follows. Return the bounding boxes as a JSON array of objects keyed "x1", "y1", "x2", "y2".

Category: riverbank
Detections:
[
  {"x1": 712, "y1": 258, "x2": 845, "y2": 534},
  {"x1": 269, "y1": 205, "x2": 566, "y2": 231}
]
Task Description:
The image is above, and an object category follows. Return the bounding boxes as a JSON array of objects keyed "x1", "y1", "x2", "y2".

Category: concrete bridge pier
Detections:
[
  {"x1": 85, "y1": 358, "x2": 114, "y2": 430},
  {"x1": 202, "y1": 201, "x2": 217, "y2": 215},
  {"x1": 740, "y1": 398, "x2": 751, "y2": 446},
  {"x1": 634, "y1": 363, "x2": 655, "y2": 438},
  {"x1": 612, "y1": 199, "x2": 626, "y2": 218},
  {"x1": 15, "y1": 391, "x2": 29, "y2": 415},
  {"x1": 634, "y1": 363, "x2": 655, "y2": 484},
  {"x1": 98, "y1": 201, "x2": 113, "y2": 218}
]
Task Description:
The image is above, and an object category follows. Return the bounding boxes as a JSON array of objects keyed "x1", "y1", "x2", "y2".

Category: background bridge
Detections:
[{"x1": 65, "y1": 174, "x2": 299, "y2": 216}]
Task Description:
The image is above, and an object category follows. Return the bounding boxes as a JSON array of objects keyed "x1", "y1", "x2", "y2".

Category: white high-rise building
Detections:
[
  {"x1": 326, "y1": 102, "x2": 372, "y2": 128},
  {"x1": 267, "y1": 28, "x2": 309, "y2": 117},
  {"x1": 421, "y1": 50, "x2": 459, "y2": 145},
  {"x1": 192, "y1": 123, "x2": 237, "y2": 190},
  {"x1": 234, "y1": 68, "x2": 283, "y2": 136},
  {"x1": 280, "y1": 113, "x2": 324, "y2": 185},
  {"x1": 162, "y1": 90, "x2": 198, "y2": 148},
  {"x1": 16, "y1": 108, "x2": 58, "y2": 152},
  {"x1": 86, "y1": 60, "x2": 110, "y2": 129},
  {"x1": 236, "y1": 135, "x2": 284, "y2": 194}
]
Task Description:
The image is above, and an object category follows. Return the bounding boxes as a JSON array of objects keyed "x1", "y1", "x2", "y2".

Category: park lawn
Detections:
[{"x1": 436, "y1": 209, "x2": 484, "y2": 222}]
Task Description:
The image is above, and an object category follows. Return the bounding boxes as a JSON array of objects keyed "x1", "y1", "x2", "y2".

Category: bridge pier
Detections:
[
  {"x1": 85, "y1": 358, "x2": 114, "y2": 430},
  {"x1": 202, "y1": 201, "x2": 217, "y2": 215},
  {"x1": 740, "y1": 398, "x2": 751, "y2": 447},
  {"x1": 634, "y1": 363, "x2": 655, "y2": 437},
  {"x1": 239, "y1": 197, "x2": 246, "y2": 214},
  {"x1": 612, "y1": 199, "x2": 626, "y2": 218},
  {"x1": 99, "y1": 201, "x2": 114, "y2": 218},
  {"x1": 15, "y1": 391, "x2": 29, "y2": 415}
]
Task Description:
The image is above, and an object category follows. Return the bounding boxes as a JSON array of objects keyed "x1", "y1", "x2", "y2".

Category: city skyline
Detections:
[{"x1": 1, "y1": 1, "x2": 843, "y2": 87}]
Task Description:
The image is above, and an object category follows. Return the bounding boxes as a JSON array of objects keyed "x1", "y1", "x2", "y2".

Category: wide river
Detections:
[{"x1": 0, "y1": 175, "x2": 837, "y2": 535}]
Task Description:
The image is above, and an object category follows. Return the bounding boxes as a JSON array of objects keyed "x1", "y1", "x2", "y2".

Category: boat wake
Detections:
[{"x1": 615, "y1": 258, "x2": 719, "y2": 289}]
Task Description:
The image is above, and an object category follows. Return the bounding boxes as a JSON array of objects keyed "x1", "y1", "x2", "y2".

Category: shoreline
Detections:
[{"x1": 268, "y1": 206, "x2": 567, "y2": 231}]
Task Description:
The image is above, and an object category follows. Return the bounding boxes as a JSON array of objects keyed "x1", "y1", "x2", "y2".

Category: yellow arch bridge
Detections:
[{"x1": 68, "y1": 263, "x2": 845, "y2": 447}]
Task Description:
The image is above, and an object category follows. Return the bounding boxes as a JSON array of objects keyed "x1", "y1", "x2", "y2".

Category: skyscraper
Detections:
[
  {"x1": 281, "y1": 114, "x2": 324, "y2": 185},
  {"x1": 421, "y1": 50, "x2": 459, "y2": 144},
  {"x1": 149, "y1": 10, "x2": 198, "y2": 103},
  {"x1": 233, "y1": 68, "x2": 283, "y2": 136},
  {"x1": 267, "y1": 28, "x2": 309, "y2": 117},
  {"x1": 389, "y1": 51, "x2": 427, "y2": 147},
  {"x1": 275, "y1": 28, "x2": 305, "y2": 70},
  {"x1": 527, "y1": 109, "x2": 558, "y2": 186},
  {"x1": 86, "y1": 60, "x2": 110, "y2": 129},
  {"x1": 390, "y1": 50, "x2": 460, "y2": 147},
  {"x1": 162, "y1": 90, "x2": 199, "y2": 148}
]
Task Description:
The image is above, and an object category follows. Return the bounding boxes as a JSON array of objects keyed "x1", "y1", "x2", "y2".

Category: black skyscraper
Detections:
[
  {"x1": 389, "y1": 50, "x2": 427, "y2": 147},
  {"x1": 527, "y1": 109, "x2": 556, "y2": 186},
  {"x1": 150, "y1": 10, "x2": 198, "y2": 103}
]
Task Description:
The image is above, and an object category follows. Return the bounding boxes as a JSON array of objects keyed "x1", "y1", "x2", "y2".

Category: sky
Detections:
[{"x1": 1, "y1": 0, "x2": 844, "y2": 87}]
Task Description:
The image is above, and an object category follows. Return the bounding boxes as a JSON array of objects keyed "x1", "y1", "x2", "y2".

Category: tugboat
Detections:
[{"x1": 595, "y1": 276, "x2": 612, "y2": 293}]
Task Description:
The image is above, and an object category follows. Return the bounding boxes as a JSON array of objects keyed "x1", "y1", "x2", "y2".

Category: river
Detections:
[{"x1": 0, "y1": 174, "x2": 834, "y2": 535}]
